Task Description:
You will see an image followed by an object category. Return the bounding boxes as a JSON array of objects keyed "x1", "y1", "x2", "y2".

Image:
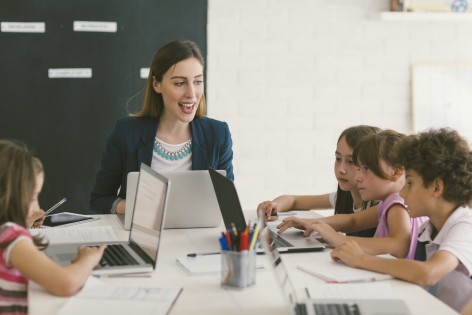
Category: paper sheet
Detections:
[
  {"x1": 29, "y1": 225, "x2": 119, "y2": 244},
  {"x1": 297, "y1": 259, "x2": 393, "y2": 283},
  {"x1": 176, "y1": 254, "x2": 264, "y2": 275},
  {"x1": 306, "y1": 282, "x2": 398, "y2": 300},
  {"x1": 57, "y1": 278, "x2": 182, "y2": 315}
]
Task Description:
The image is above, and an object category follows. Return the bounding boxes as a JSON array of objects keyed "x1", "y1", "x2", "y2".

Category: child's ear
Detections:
[
  {"x1": 391, "y1": 167, "x2": 404, "y2": 181},
  {"x1": 432, "y1": 177, "x2": 445, "y2": 197}
]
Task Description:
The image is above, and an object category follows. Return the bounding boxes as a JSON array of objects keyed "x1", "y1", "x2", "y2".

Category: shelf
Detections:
[{"x1": 370, "y1": 11, "x2": 472, "y2": 21}]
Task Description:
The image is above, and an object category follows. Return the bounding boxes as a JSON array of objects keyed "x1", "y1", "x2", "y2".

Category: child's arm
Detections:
[
  {"x1": 10, "y1": 239, "x2": 105, "y2": 296},
  {"x1": 331, "y1": 239, "x2": 460, "y2": 287},
  {"x1": 258, "y1": 193, "x2": 332, "y2": 219},
  {"x1": 278, "y1": 205, "x2": 379, "y2": 235},
  {"x1": 307, "y1": 204, "x2": 411, "y2": 257}
]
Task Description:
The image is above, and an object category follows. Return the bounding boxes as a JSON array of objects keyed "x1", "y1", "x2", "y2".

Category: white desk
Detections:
[{"x1": 29, "y1": 212, "x2": 458, "y2": 315}]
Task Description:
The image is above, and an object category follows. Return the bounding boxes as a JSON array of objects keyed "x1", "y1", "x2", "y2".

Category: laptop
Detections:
[
  {"x1": 208, "y1": 168, "x2": 325, "y2": 253},
  {"x1": 159, "y1": 170, "x2": 225, "y2": 229},
  {"x1": 260, "y1": 227, "x2": 412, "y2": 315},
  {"x1": 117, "y1": 171, "x2": 139, "y2": 231},
  {"x1": 46, "y1": 163, "x2": 171, "y2": 275}
]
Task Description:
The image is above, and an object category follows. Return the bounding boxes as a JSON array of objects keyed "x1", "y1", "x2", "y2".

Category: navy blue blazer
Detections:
[{"x1": 90, "y1": 116, "x2": 234, "y2": 214}]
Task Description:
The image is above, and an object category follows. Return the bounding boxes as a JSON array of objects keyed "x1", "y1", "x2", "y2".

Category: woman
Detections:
[{"x1": 90, "y1": 40, "x2": 234, "y2": 214}]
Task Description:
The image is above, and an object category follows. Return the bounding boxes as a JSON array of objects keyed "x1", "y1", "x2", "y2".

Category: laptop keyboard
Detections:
[
  {"x1": 270, "y1": 230, "x2": 293, "y2": 248},
  {"x1": 313, "y1": 303, "x2": 360, "y2": 315},
  {"x1": 99, "y1": 244, "x2": 139, "y2": 267}
]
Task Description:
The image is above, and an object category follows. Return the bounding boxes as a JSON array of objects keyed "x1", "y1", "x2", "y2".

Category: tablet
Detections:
[{"x1": 42, "y1": 212, "x2": 98, "y2": 228}]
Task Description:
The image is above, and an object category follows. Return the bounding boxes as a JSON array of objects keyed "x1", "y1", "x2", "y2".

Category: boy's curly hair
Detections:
[{"x1": 395, "y1": 128, "x2": 472, "y2": 207}]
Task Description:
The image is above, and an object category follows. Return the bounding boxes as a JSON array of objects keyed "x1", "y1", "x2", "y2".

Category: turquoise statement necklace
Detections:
[{"x1": 153, "y1": 138, "x2": 192, "y2": 161}]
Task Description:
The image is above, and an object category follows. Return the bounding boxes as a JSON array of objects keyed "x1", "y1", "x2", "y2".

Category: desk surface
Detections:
[{"x1": 29, "y1": 211, "x2": 458, "y2": 315}]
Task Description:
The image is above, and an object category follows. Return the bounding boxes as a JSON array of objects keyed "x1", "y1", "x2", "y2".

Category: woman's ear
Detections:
[{"x1": 152, "y1": 76, "x2": 161, "y2": 93}]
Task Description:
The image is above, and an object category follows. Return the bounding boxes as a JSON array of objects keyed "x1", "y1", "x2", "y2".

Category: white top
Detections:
[
  {"x1": 151, "y1": 138, "x2": 192, "y2": 171},
  {"x1": 328, "y1": 191, "x2": 367, "y2": 213},
  {"x1": 417, "y1": 206, "x2": 472, "y2": 312}
]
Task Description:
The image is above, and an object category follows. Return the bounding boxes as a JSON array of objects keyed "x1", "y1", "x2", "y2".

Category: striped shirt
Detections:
[{"x1": 0, "y1": 223, "x2": 32, "y2": 315}]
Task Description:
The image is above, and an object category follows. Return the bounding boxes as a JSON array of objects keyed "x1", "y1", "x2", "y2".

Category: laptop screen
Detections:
[
  {"x1": 129, "y1": 164, "x2": 169, "y2": 264},
  {"x1": 260, "y1": 227, "x2": 299, "y2": 314},
  {"x1": 208, "y1": 168, "x2": 247, "y2": 230}
]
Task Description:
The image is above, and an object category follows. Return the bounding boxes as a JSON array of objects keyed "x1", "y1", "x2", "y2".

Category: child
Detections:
[
  {"x1": 257, "y1": 125, "x2": 380, "y2": 237},
  {"x1": 330, "y1": 128, "x2": 472, "y2": 312},
  {"x1": 278, "y1": 130, "x2": 427, "y2": 259},
  {"x1": 0, "y1": 140, "x2": 106, "y2": 314}
]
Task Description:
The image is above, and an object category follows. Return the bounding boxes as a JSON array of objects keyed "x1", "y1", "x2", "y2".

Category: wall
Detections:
[{"x1": 207, "y1": 0, "x2": 472, "y2": 210}]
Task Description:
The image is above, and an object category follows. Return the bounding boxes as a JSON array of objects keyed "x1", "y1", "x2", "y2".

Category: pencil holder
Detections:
[{"x1": 221, "y1": 250, "x2": 256, "y2": 289}]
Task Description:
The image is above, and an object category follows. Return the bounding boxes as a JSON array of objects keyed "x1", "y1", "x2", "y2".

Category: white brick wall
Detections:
[{"x1": 207, "y1": 0, "x2": 471, "y2": 210}]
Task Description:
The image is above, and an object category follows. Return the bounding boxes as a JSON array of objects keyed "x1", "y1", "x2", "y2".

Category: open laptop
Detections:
[
  {"x1": 260, "y1": 227, "x2": 412, "y2": 315},
  {"x1": 208, "y1": 168, "x2": 325, "y2": 253},
  {"x1": 123, "y1": 170, "x2": 224, "y2": 229},
  {"x1": 46, "y1": 163, "x2": 171, "y2": 275},
  {"x1": 117, "y1": 171, "x2": 139, "y2": 230},
  {"x1": 159, "y1": 170, "x2": 225, "y2": 229}
]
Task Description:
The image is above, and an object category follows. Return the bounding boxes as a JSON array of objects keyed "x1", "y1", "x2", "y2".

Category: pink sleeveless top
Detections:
[{"x1": 374, "y1": 193, "x2": 427, "y2": 259}]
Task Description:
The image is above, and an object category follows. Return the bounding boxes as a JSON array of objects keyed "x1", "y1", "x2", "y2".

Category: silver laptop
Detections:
[
  {"x1": 117, "y1": 171, "x2": 139, "y2": 231},
  {"x1": 46, "y1": 163, "x2": 170, "y2": 275},
  {"x1": 159, "y1": 170, "x2": 224, "y2": 229},
  {"x1": 208, "y1": 168, "x2": 325, "y2": 253},
  {"x1": 125, "y1": 170, "x2": 224, "y2": 229},
  {"x1": 260, "y1": 227, "x2": 411, "y2": 315}
]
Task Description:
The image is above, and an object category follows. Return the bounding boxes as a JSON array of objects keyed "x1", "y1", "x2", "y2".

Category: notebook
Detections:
[
  {"x1": 208, "y1": 168, "x2": 325, "y2": 253},
  {"x1": 46, "y1": 163, "x2": 171, "y2": 275},
  {"x1": 260, "y1": 227, "x2": 411, "y2": 315},
  {"x1": 117, "y1": 171, "x2": 139, "y2": 231},
  {"x1": 159, "y1": 170, "x2": 225, "y2": 229}
]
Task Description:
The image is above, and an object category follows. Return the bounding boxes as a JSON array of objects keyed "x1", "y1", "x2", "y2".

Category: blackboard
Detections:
[
  {"x1": 0, "y1": 0, "x2": 207, "y2": 214},
  {"x1": 412, "y1": 64, "x2": 472, "y2": 144}
]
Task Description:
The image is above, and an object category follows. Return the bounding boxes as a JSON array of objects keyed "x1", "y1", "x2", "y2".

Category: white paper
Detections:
[
  {"x1": 306, "y1": 282, "x2": 398, "y2": 300},
  {"x1": 29, "y1": 226, "x2": 118, "y2": 244},
  {"x1": 297, "y1": 259, "x2": 393, "y2": 283},
  {"x1": 73, "y1": 21, "x2": 117, "y2": 33},
  {"x1": 57, "y1": 283, "x2": 182, "y2": 315},
  {"x1": 177, "y1": 254, "x2": 264, "y2": 275},
  {"x1": 48, "y1": 68, "x2": 92, "y2": 78},
  {"x1": 1, "y1": 22, "x2": 45, "y2": 33}
]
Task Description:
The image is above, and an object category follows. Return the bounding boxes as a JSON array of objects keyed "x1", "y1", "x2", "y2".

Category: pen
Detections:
[
  {"x1": 35, "y1": 197, "x2": 67, "y2": 222},
  {"x1": 187, "y1": 252, "x2": 220, "y2": 257}
]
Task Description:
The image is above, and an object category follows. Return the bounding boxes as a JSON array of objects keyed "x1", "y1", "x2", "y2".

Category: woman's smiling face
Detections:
[{"x1": 153, "y1": 57, "x2": 204, "y2": 123}]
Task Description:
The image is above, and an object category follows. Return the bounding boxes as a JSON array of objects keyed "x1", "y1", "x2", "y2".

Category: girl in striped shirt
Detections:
[{"x1": 0, "y1": 140, "x2": 105, "y2": 315}]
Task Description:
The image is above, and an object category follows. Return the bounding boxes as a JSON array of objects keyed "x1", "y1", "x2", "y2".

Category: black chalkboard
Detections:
[{"x1": 0, "y1": 0, "x2": 207, "y2": 214}]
